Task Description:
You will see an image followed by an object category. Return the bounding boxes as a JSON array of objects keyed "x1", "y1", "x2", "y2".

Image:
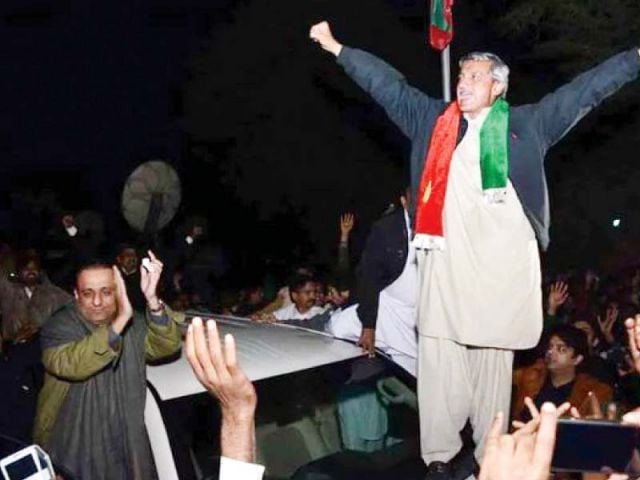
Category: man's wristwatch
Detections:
[{"x1": 148, "y1": 300, "x2": 165, "y2": 315}]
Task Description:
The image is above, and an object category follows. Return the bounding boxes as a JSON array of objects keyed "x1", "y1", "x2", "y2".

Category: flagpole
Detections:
[{"x1": 441, "y1": 45, "x2": 451, "y2": 102}]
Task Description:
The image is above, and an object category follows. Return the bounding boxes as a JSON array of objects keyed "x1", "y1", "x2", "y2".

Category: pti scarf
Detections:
[{"x1": 413, "y1": 98, "x2": 510, "y2": 250}]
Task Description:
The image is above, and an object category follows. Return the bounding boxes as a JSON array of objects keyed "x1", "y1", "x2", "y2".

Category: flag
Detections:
[{"x1": 429, "y1": 0, "x2": 453, "y2": 50}]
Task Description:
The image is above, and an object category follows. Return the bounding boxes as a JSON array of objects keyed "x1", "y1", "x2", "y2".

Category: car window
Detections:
[{"x1": 158, "y1": 357, "x2": 421, "y2": 480}]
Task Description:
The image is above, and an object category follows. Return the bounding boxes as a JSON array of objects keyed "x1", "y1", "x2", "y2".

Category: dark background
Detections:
[{"x1": 1, "y1": 0, "x2": 639, "y2": 278}]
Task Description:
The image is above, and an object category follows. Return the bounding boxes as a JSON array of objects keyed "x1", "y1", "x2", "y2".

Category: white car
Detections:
[{"x1": 144, "y1": 314, "x2": 423, "y2": 480}]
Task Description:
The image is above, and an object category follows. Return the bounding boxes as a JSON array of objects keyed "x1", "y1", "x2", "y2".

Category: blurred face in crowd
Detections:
[
  {"x1": 314, "y1": 282, "x2": 326, "y2": 307},
  {"x1": 327, "y1": 285, "x2": 349, "y2": 307},
  {"x1": 19, "y1": 259, "x2": 41, "y2": 287},
  {"x1": 291, "y1": 281, "x2": 317, "y2": 314},
  {"x1": 171, "y1": 293, "x2": 192, "y2": 312},
  {"x1": 585, "y1": 269, "x2": 599, "y2": 289},
  {"x1": 456, "y1": 60, "x2": 504, "y2": 118},
  {"x1": 75, "y1": 267, "x2": 118, "y2": 326},
  {"x1": 61, "y1": 214, "x2": 75, "y2": 229},
  {"x1": 246, "y1": 286, "x2": 264, "y2": 305},
  {"x1": 544, "y1": 335, "x2": 583, "y2": 375},
  {"x1": 116, "y1": 248, "x2": 139, "y2": 275}
]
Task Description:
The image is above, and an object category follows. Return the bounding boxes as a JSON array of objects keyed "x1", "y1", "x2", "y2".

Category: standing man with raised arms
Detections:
[{"x1": 309, "y1": 20, "x2": 640, "y2": 478}]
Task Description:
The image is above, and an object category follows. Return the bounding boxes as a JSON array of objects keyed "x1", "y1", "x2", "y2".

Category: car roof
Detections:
[{"x1": 146, "y1": 315, "x2": 365, "y2": 401}]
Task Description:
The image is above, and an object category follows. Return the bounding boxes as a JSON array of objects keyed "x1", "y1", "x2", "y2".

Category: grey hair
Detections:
[{"x1": 459, "y1": 52, "x2": 510, "y2": 98}]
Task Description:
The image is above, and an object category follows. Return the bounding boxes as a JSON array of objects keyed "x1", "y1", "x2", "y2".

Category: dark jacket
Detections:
[
  {"x1": 356, "y1": 206, "x2": 409, "y2": 329},
  {"x1": 34, "y1": 304, "x2": 182, "y2": 480},
  {"x1": 0, "y1": 271, "x2": 71, "y2": 342},
  {"x1": 337, "y1": 47, "x2": 640, "y2": 250}
]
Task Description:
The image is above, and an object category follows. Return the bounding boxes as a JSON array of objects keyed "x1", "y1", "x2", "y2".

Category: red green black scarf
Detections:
[{"x1": 413, "y1": 98, "x2": 510, "y2": 250}]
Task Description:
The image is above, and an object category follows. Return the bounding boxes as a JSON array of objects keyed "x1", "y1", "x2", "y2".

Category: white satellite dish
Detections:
[{"x1": 121, "y1": 160, "x2": 181, "y2": 234}]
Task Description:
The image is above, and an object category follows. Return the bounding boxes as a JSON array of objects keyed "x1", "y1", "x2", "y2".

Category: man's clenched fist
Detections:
[{"x1": 309, "y1": 21, "x2": 343, "y2": 57}]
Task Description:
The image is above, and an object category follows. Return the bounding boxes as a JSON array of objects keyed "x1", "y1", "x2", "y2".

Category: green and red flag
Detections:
[{"x1": 429, "y1": 0, "x2": 454, "y2": 50}]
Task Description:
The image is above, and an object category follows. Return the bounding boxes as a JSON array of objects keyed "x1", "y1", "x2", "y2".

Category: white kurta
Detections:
[
  {"x1": 273, "y1": 304, "x2": 326, "y2": 321},
  {"x1": 219, "y1": 457, "x2": 265, "y2": 480},
  {"x1": 418, "y1": 108, "x2": 542, "y2": 349}
]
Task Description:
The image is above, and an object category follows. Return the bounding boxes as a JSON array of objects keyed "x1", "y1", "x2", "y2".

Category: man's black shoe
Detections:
[
  {"x1": 425, "y1": 460, "x2": 452, "y2": 480},
  {"x1": 449, "y1": 447, "x2": 479, "y2": 480}
]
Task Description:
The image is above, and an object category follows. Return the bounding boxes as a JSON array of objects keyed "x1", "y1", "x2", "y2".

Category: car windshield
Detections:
[{"x1": 157, "y1": 356, "x2": 422, "y2": 480}]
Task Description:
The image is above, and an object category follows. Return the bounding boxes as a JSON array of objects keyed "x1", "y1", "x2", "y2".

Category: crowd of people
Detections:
[{"x1": 3, "y1": 180, "x2": 640, "y2": 479}]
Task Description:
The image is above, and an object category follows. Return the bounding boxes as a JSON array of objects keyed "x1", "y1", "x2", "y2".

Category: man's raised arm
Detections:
[
  {"x1": 138, "y1": 251, "x2": 182, "y2": 360},
  {"x1": 534, "y1": 47, "x2": 640, "y2": 151},
  {"x1": 186, "y1": 317, "x2": 264, "y2": 480},
  {"x1": 309, "y1": 21, "x2": 441, "y2": 140},
  {"x1": 309, "y1": 21, "x2": 343, "y2": 57}
]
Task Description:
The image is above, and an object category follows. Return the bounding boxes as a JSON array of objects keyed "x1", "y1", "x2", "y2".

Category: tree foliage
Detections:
[{"x1": 499, "y1": 0, "x2": 640, "y2": 70}]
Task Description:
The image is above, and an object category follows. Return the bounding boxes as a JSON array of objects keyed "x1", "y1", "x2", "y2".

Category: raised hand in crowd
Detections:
[
  {"x1": 576, "y1": 392, "x2": 617, "y2": 420},
  {"x1": 598, "y1": 304, "x2": 619, "y2": 345},
  {"x1": 624, "y1": 315, "x2": 640, "y2": 374},
  {"x1": 140, "y1": 250, "x2": 164, "y2": 311},
  {"x1": 479, "y1": 404, "x2": 558, "y2": 480},
  {"x1": 185, "y1": 317, "x2": 257, "y2": 463},
  {"x1": 547, "y1": 281, "x2": 569, "y2": 316},
  {"x1": 111, "y1": 266, "x2": 134, "y2": 335},
  {"x1": 309, "y1": 21, "x2": 343, "y2": 57},
  {"x1": 565, "y1": 392, "x2": 618, "y2": 421},
  {"x1": 339, "y1": 213, "x2": 355, "y2": 244},
  {"x1": 512, "y1": 397, "x2": 571, "y2": 431},
  {"x1": 335, "y1": 213, "x2": 354, "y2": 283}
]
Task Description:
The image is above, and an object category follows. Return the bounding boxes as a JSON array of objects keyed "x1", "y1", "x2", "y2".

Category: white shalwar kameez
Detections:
[{"x1": 416, "y1": 108, "x2": 542, "y2": 466}]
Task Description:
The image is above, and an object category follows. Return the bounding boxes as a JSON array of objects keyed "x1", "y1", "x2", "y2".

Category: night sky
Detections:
[
  {"x1": 1, "y1": 0, "x2": 640, "y2": 275},
  {"x1": 0, "y1": 0, "x2": 223, "y2": 215}
]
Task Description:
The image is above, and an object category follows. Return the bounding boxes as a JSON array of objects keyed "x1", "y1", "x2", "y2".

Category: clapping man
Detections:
[{"x1": 33, "y1": 251, "x2": 182, "y2": 480}]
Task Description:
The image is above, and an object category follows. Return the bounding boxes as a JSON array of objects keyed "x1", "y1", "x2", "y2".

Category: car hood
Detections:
[{"x1": 146, "y1": 315, "x2": 364, "y2": 401}]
